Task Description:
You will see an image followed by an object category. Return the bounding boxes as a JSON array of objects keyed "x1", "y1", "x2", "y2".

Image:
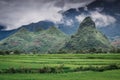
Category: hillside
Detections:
[
  {"x1": 0, "y1": 17, "x2": 112, "y2": 53},
  {"x1": 0, "y1": 27, "x2": 68, "y2": 53},
  {"x1": 61, "y1": 17, "x2": 111, "y2": 53}
]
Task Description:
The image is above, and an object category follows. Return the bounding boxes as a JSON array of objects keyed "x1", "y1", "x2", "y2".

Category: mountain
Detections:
[
  {"x1": 22, "y1": 20, "x2": 55, "y2": 32},
  {"x1": 0, "y1": 30, "x2": 16, "y2": 40},
  {"x1": 88, "y1": 0, "x2": 120, "y2": 39},
  {"x1": 0, "y1": 0, "x2": 119, "y2": 43},
  {"x1": 0, "y1": 26, "x2": 68, "y2": 53},
  {"x1": 0, "y1": 21, "x2": 55, "y2": 41},
  {"x1": 59, "y1": 0, "x2": 120, "y2": 39},
  {"x1": 0, "y1": 25, "x2": 16, "y2": 40},
  {"x1": 61, "y1": 17, "x2": 111, "y2": 53}
]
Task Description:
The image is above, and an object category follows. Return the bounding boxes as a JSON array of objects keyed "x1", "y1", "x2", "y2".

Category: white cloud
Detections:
[
  {"x1": 62, "y1": 1, "x2": 93, "y2": 11},
  {"x1": 95, "y1": 7, "x2": 104, "y2": 12},
  {"x1": 0, "y1": 0, "x2": 95, "y2": 30},
  {"x1": 76, "y1": 13, "x2": 87, "y2": 22},
  {"x1": 91, "y1": 11, "x2": 116, "y2": 27},
  {"x1": 76, "y1": 11, "x2": 116, "y2": 27},
  {"x1": 84, "y1": 6, "x2": 88, "y2": 11},
  {"x1": 66, "y1": 19, "x2": 74, "y2": 26},
  {"x1": 55, "y1": 0, "x2": 95, "y2": 11},
  {"x1": 0, "y1": 1, "x2": 63, "y2": 30}
]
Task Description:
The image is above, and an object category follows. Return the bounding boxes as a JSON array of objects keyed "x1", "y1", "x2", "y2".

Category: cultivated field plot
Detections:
[{"x1": 0, "y1": 54, "x2": 120, "y2": 80}]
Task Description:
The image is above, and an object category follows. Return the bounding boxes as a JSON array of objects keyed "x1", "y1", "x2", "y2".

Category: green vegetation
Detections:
[
  {"x1": 0, "y1": 27, "x2": 69, "y2": 53},
  {"x1": 0, "y1": 54, "x2": 120, "y2": 70},
  {"x1": 0, "y1": 54, "x2": 120, "y2": 80},
  {"x1": 62, "y1": 17, "x2": 111, "y2": 53},
  {"x1": 0, "y1": 17, "x2": 119, "y2": 79},
  {"x1": 0, "y1": 17, "x2": 113, "y2": 54},
  {"x1": 0, "y1": 63, "x2": 119, "y2": 74},
  {"x1": 0, "y1": 70, "x2": 120, "y2": 80}
]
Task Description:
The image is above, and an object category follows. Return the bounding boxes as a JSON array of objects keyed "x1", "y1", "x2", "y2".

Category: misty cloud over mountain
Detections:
[
  {"x1": 76, "y1": 11, "x2": 116, "y2": 27},
  {"x1": 0, "y1": 0, "x2": 118, "y2": 30},
  {"x1": 0, "y1": 0, "x2": 95, "y2": 30}
]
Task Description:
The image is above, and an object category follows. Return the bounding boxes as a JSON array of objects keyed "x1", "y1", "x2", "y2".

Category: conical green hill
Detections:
[{"x1": 61, "y1": 17, "x2": 111, "y2": 53}]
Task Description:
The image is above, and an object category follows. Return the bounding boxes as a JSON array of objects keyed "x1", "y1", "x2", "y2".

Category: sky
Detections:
[
  {"x1": 0, "y1": 0, "x2": 117, "y2": 30},
  {"x1": 76, "y1": 11, "x2": 116, "y2": 27}
]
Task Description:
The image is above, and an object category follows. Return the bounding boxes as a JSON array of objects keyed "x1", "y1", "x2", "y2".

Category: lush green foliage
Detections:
[
  {"x1": 0, "y1": 17, "x2": 113, "y2": 54},
  {"x1": 0, "y1": 54, "x2": 120, "y2": 80},
  {"x1": 0, "y1": 63, "x2": 119, "y2": 74},
  {"x1": 0, "y1": 70, "x2": 120, "y2": 80},
  {"x1": 0, "y1": 27, "x2": 69, "y2": 53},
  {"x1": 62, "y1": 17, "x2": 111, "y2": 53},
  {"x1": 0, "y1": 54, "x2": 120, "y2": 69}
]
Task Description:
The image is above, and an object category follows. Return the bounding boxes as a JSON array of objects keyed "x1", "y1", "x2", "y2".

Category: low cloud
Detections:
[
  {"x1": 0, "y1": 0, "x2": 95, "y2": 30},
  {"x1": 76, "y1": 11, "x2": 116, "y2": 27},
  {"x1": 66, "y1": 19, "x2": 74, "y2": 26},
  {"x1": 0, "y1": 0, "x2": 62, "y2": 30},
  {"x1": 76, "y1": 13, "x2": 86, "y2": 22},
  {"x1": 91, "y1": 11, "x2": 116, "y2": 27}
]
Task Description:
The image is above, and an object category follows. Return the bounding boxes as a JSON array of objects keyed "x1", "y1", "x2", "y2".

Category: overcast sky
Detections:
[
  {"x1": 0, "y1": 0, "x2": 117, "y2": 30},
  {"x1": 0, "y1": 0, "x2": 95, "y2": 30}
]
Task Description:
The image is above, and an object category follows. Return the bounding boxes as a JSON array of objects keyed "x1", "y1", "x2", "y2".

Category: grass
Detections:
[
  {"x1": 0, "y1": 70, "x2": 120, "y2": 80},
  {"x1": 0, "y1": 54, "x2": 120, "y2": 69},
  {"x1": 0, "y1": 53, "x2": 120, "y2": 80}
]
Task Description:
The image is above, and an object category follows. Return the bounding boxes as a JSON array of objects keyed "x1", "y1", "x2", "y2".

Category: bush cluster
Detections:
[
  {"x1": 39, "y1": 66, "x2": 63, "y2": 73},
  {"x1": 0, "y1": 64, "x2": 119, "y2": 74},
  {"x1": 0, "y1": 65, "x2": 64, "y2": 74},
  {"x1": 0, "y1": 50, "x2": 22, "y2": 55},
  {"x1": 74, "y1": 64, "x2": 120, "y2": 72},
  {"x1": 0, "y1": 68, "x2": 33, "y2": 73}
]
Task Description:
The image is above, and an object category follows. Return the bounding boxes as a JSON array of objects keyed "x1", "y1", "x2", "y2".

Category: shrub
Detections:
[
  {"x1": 0, "y1": 64, "x2": 119, "y2": 74},
  {"x1": 104, "y1": 64, "x2": 119, "y2": 70},
  {"x1": 74, "y1": 64, "x2": 120, "y2": 72},
  {"x1": 0, "y1": 69, "x2": 4, "y2": 74},
  {"x1": 39, "y1": 66, "x2": 64, "y2": 73},
  {"x1": 74, "y1": 66, "x2": 91, "y2": 71},
  {"x1": 18, "y1": 68, "x2": 32, "y2": 73},
  {"x1": 2, "y1": 67, "x2": 33, "y2": 73},
  {"x1": 39, "y1": 67, "x2": 51, "y2": 73},
  {"x1": 6, "y1": 67, "x2": 16, "y2": 73}
]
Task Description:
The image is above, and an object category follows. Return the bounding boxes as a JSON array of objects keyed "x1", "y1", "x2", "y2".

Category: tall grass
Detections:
[{"x1": 0, "y1": 64, "x2": 120, "y2": 74}]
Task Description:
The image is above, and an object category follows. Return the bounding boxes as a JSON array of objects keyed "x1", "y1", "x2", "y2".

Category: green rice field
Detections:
[{"x1": 0, "y1": 54, "x2": 120, "y2": 80}]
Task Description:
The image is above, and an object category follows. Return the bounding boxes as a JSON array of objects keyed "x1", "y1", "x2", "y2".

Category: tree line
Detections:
[{"x1": 0, "y1": 48, "x2": 120, "y2": 55}]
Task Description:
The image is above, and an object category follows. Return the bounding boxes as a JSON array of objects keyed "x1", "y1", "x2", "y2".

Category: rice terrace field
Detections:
[{"x1": 0, "y1": 53, "x2": 120, "y2": 80}]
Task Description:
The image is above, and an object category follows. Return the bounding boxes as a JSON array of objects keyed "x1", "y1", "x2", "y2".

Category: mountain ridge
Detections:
[
  {"x1": 60, "y1": 17, "x2": 111, "y2": 53},
  {"x1": 0, "y1": 26, "x2": 68, "y2": 53}
]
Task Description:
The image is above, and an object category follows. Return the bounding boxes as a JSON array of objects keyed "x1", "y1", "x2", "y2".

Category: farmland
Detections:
[{"x1": 0, "y1": 54, "x2": 120, "y2": 80}]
